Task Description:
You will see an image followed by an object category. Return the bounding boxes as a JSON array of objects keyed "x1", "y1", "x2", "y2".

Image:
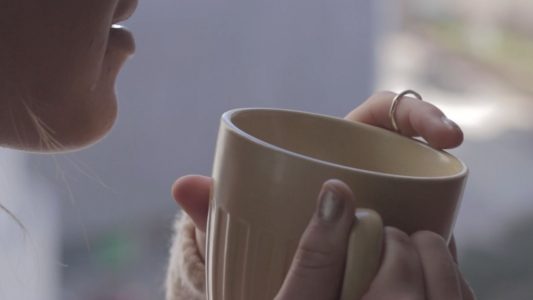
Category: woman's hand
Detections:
[
  {"x1": 170, "y1": 90, "x2": 472, "y2": 299},
  {"x1": 275, "y1": 180, "x2": 475, "y2": 300},
  {"x1": 359, "y1": 228, "x2": 474, "y2": 300},
  {"x1": 275, "y1": 179, "x2": 357, "y2": 299}
]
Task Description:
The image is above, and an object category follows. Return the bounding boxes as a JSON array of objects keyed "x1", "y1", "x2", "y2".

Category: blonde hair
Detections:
[
  {"x1": 22, "y1": 99, "x2": 64, "y2": 152},
  {"x1": 0, "y1": 202, "x2": 26, "y2": 232}
]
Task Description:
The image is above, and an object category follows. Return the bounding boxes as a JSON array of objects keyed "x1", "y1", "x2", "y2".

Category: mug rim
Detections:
[{"x1": 222, "y1": 107, "x2": 468, "y2": 181}]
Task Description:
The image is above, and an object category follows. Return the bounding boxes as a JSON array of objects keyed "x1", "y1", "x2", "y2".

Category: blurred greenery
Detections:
[
  {"x1": 94, "y1": 231, "x2": 139, "y2": 271},
  {"x1": 413, "y1": 19, "x2": 533, "y2": 95}
]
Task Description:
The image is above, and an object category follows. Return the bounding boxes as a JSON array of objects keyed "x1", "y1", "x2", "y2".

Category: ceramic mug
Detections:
[{"x1": 206, "y1": 108, "x2": 468, "y2": 300}]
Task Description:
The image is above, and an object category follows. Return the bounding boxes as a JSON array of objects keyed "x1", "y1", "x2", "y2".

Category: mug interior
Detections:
[{"x1": 228, "y1": 109, "x2": 466, "y2": 178}]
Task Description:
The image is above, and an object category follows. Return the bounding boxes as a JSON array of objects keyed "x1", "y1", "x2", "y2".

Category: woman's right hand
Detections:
[{"x1": 274, "y1": 179, "x2": 475, "y2": 300}]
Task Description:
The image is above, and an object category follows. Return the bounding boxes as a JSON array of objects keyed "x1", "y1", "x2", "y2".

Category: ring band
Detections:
[{"x1": 389, "y1": 90, "x2": 423, "y2": 133}]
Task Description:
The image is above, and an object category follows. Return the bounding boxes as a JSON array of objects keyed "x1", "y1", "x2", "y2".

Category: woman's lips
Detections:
[
  {"x1": 109, "y1": 0, "x2": 138, "y2": 55},
  {"x1": 112, "y1": 0, "x2": 138, "y2": 24},
  {"x1": 109, "y1": 25, "x2": 135, "y2": 55}
]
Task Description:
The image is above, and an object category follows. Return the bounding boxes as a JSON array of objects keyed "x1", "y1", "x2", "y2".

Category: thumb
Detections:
[
  {"x1": 275, "y1": 179, "x2": 356, "y2": 300},
  {"x1": 171, "y1": 175, "x2": 213, "y2": 232}
]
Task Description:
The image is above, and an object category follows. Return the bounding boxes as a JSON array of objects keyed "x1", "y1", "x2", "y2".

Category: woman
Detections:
[{"x1": 1, "y1": 1, "x2": 473, "y2": 299}]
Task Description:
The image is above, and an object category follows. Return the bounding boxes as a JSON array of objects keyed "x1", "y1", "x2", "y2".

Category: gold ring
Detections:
[{"x1": 389, "y1": 90, "x2": 423, "y2": 133}]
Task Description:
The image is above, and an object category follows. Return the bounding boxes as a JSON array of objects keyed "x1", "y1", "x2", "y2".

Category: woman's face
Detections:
[{"x1": 0, "y1": 0, "x2": 137, "y2": 151}]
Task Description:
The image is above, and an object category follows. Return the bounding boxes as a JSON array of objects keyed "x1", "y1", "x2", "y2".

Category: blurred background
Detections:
[{"x1": 1, "y1": 0, "x2": 532, "y2": 299}]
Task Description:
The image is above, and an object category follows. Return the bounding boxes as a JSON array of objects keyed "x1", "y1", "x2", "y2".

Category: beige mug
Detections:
[{"x1": 206, "y1": 108, "x2": 468, "y2": 300}]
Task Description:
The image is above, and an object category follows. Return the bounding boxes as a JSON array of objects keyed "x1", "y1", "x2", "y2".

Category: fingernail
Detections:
[
  {"x1": 441, "y1": 116, "x2": 459, "y2": 129},
  {"x1": 318, "y1": 187, "x2": 344, "y2": 222},
  {"x1": 355, "y1": 210, "x2": 370, "y2": 219}
]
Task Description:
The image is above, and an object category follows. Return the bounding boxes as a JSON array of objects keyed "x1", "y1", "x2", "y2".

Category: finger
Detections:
[
  {"x1": 171, "y1": 175, "x2": 213, "y2": 232},
  {"x1": 362, "y1": 227, "x2": 425, "y2": 300},
  {"x1": 345, "y1": 91, "x2": 463, "y2": 149},
  {"x1": 411, "y1": 231, "x2": 463, "y2": 300},
  {"x1": 275, "y1": 180, "x2": 356, "y2": 300},
  {"x1": 445, "y1": 236, "x2": 476, "y2": 299},
  {"x1": 449, "y1": 235, "x2": 458, "y2": 263}
]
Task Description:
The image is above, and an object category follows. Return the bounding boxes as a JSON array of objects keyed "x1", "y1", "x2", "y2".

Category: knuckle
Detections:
[
  {"x1": 394, "y1": 292, "x2": 424, "y2": 300},
  {"x1": 411, "y1": 230, "x2": 446, "y2": 248},
  {"x1": 424, "y1": 105, "x2": 443, "y2": 116},
  {"x1": 370, "y1": 90, "x2": 396, "y2": 103},
  {"x1": 369, "y1": 290, "x2": 424, "y2": 300},
  {"x1": 385, "y1": 227, "x2": 412, "y2": 247},
  {"x1": 292, "y1": 243, "x2": 339, "y2": 272}
]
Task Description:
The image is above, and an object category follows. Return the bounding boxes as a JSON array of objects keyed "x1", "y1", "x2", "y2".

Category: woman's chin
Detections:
[
  {"x1": 13, "y1": 122, "x2": 115, "y2": 154},
  {"x1": 1, "y1": 77, "x2": 121, "y2": 153},
  {"x1": 14, "y1": 104, "x2": 118, "y2": 153},
  {"x1": 51, "y1": 126, "x2": 115, "y2": 153},
  {"x1": 45, "y1": 111, "x2": 118, "y2": 153}
]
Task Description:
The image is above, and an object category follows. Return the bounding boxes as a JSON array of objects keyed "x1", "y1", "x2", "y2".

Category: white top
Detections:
[{"x1": 0, "y1": 150, "x2": 59, "y2": 300}]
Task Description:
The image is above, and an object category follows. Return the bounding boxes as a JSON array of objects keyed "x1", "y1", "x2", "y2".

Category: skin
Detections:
[
  {"x1": 173, "y1": 91, "x2": 475, "y2": 299},
  {"x1": 0, "y1": 0, "x2": 138, "y2": 151}
]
